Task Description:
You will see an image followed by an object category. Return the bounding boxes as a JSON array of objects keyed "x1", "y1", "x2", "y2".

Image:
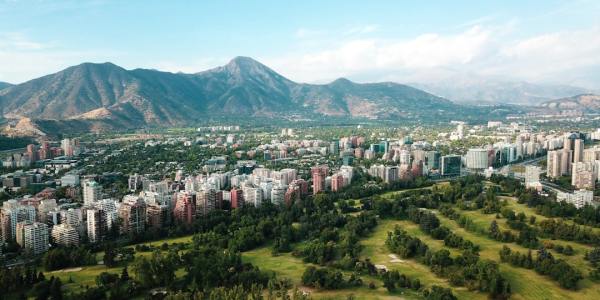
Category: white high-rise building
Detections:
[
  {"x1": 51, "y1": 223, "x2": 79, "y2": 247},
  {"x1": 86, "y1": 208, "x2": 106, "y2": 243},
  {"x1": 270, "y1": 184, "x2": 287, "y2": 205},
  {"x1": 243, "y1": 187, "x2": 263, "y2": 207},
  {"x1": 196, "y1": 188, "x2": 217, "y2": 215},
  {"x1": 525, "y1": 165, "x2": 542, "y2": 191},
  {"x1": 557, "y1": 190, "x2": 594, "y2": 209},
  {"x1": 22, "y1": 222, "x2": 49, "y2": 255},
  {"x1": 83, "y1": 180, "x2": 102, "y2": 206},
  {"x1": 399, "y1": 150, "x2": 411, "y2": 165},
  {"x1": 572, "y1": 162, "x2": 597, "y2": 190},
  {"x1": 384, "y1": 166, "x2": 399, "y2": 183},
  {"x1": 525, "y1": 165, "x2": 541, "y2": 185},
  {"x1": 37, "y1": 199, "x2": 57, "y2": 224},
  {"x1": 465, "y1": 149, "x2": 488, "y2": 171},
  {"x1": 2, "y1": 200, "x2": 36, "y2": 240},
  {"x1": 94, "y1": 199, "x2": 118, "y2": 230}
]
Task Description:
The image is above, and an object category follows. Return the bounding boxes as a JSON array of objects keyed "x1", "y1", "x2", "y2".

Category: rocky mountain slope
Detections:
[
  {"x1": 540, "y1": 94, "x2": 600, "y2": 112},
  {"x1": 0, "y1": 57, "x2": 461, "y2": 131}
]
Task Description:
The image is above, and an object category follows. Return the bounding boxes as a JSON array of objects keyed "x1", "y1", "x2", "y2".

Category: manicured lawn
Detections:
[
  {"x1": 54, "y1": 234, "x2": 195, "y2": 295},
  {"x1": 359, "y1": 219, "x2": 485, "y2": 300},
  {"x1": 50, "y1": 265, "x2": 121, "y2": 294},
  {"x1": 243, "y1": 246, "x2": 423, "y2": 300},
  {"x1": 435, "y1": 207, "x2": 600, "y2": 300}
]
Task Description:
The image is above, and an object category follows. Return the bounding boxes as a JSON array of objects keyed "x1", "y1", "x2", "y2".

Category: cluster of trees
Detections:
[
  {"x1": 182, "y1": 245, "x2": 271, "y2": 292},
  {"x1": 422, "y1": 285, "x2": 457, "y2": 300},
  {"x1": 439, "y1": 205, "x2": 482, "y2": 234},
  {"x1": 552, "y1": 244, "x2": 575, "y2": 256},
  {"x1": 489, "y1": 213, "x2": 540, "y2": 249},
  {"x1": 102, "y1": 244, "x2": 135, "y2": 268},
  {"x1": 301, "y1": 266, "x2": 362, "y2": 290},
  {"x1": 162, "y1": 283, "x2": 311, "y2": 300},
  {"x1": 0, "y1": 266, "x2": 45, "y2": 296},
  {"x1": 585, "y1": 247, "x2": 600, "y2": 281},
  {"x1": 488, "y1": 220, "x2": 518, "y2": 244},
  {"x1": 406, "y1": 207, "x2": 480, "y2": 252},
  {"x1": 386, "y1": 226, "x2": 429, "y2": 258},
  {"x1": 386, "y1": 226, "x2": 511, "y2": 299},
  {"x1": 381, "y1": 270, "x2": 421, "y2": 292},
  {"x1": 537, "y1": 219, "x2": 600, "y2": 246},
  {"x1": 499, "y1": 246, "x2": 582, "y2": 289},
  {"x1": 512, "y1": 180, "x2": 600, "y2": 228},
  {"x1": 133, "y1": 250, "x2": 181, "y2": 288},
  {"x1": 0, "y1": 135, "x2": 33, "y2": 151},
  {"x1": 499, "y1": 246, "x2": 535, "y2": 269},
  {"x1": 72, "y1": 266, "x2": 139, "y2": 300},
  {"x1": 294, "y1": 208, "x2": 377, "y2": 268},
  {"x1": 30, "y1": 276, "x2": 63, "y2": 300},
  {"x1": 41, "y1": 247, "x2": 97, "y2": 271}
]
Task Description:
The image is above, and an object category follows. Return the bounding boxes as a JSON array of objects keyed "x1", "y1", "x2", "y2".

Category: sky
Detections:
[{"x1": 1, "y1": 0, "x2": 600, "y2": 88}]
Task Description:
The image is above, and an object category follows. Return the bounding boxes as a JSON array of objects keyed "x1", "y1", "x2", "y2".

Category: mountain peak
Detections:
[
  {"x1": 228, "y1": 56, "x2": 261, "y2": 65},
  {"x1": 331, "y1": 78, "x2": 354, "y2": 85},
  {"x1": 224, "y1": 56, "x2": 273, "y2": 74},
  {"x1": 75, "y1": 62, "x2": 121, "y2": 68}
]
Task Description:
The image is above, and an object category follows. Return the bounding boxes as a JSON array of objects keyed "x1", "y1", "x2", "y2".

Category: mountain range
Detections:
[
  {"x1": 411, "y1": 78, "x2": 592, "y2": 106},
  {"x1": 539, "y1": 94, "x2": 600, "y2": 112},
  {"x1": 0, "y1": 57, "x2": 474, "y2": 134},
  {"x1": 0, "y1": 81, "x2": 12, "y2": 90}
]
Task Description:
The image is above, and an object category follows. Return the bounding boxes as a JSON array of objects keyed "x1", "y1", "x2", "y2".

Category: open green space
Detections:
[
  {"x1": 434, "y1": 205, "x2": 600, "y2": 300},
  {"x1": 242, "y1": 246, "x2": 422, "y2": 299},
  {"x1": 359, "y1": 219, "x2": 485, "y2": 300}
]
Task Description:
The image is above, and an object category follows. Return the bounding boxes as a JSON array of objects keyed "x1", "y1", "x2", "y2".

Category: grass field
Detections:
[
  {"x1": 242, "y1": 246, "x2": 422, "y2": 299},
  {"x1": 433, "y1": 204, "x2": 600, "y2": 300},
  {"x1": 52, "y1": 234, "x2": 194, "y2": 294},
  {"x1": 359, "y1": 219, "x2": 485, "y2": 300}
]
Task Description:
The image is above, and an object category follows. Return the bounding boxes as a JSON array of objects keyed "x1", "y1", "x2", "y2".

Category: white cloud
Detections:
[
  {"x1": 267, "y1": 25, "x2": 600, "y2": 88},
  {"x1": 267, "y1": 25, "x2": 494, "y2": 83}
]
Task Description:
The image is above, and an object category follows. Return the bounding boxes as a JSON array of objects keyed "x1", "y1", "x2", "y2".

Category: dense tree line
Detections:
[
  {"x1": 182, "y1": 245, "x2": 271, "y2": 292},
  {"x1": 41, "y1": 247, "x2": 97, "y2": 271},
  {"x1": 493, "y1": 175, "x2": 600, "y2": 228},
  {"x1": 499, "y1": 246, "x2": 582, "y2": 289},
  {"x1": 537, "y1": 218, "x2": 600, "y2": 246},
  {"x1": 301, "y1": 266, "x2": 362, "y2": 289},
  {"x1": 422, "y1": 285, "x2": 457, "y2": 300},
  {"x1": 381, "y1": 269, "x2": 421, "y2": 292},
  {"x1": 585, "y1": 247, "x2": 600, "y2": 281},
  {"x1": 0, "y1": 266, "x2": 45, "y2": 296}
]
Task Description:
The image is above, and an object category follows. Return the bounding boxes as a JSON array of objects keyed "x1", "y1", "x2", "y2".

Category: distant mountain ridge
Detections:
[
  {"x1": 540, "y1": 94, "x2": 600, "y2": 112},
  {"x1": 0, "y1": 57, "x2": 463, "y2": 132},
  {"x1": 412, "y1": 79, "x2": 592, "y2": 106},
  {"x1": 0, "y1": 81, "x2": 12, "y2": 90}
]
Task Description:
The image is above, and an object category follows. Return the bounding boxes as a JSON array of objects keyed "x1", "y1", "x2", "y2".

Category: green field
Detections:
[
  {"x1": 51, "y1": 234, "x2": 194, "y2": 294},
  {"x1": 243, "y1": 247, "x2": 422, "y2": 300},
  {"x1": 432, "y1": 200, "x2": 600, "y2": 300}
]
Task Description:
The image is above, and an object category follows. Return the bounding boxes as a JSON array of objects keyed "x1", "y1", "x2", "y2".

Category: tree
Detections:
[
  {"x1": 489, "y1": 220, "x2": 500, "y2": 239},
  {"x1": 49, "y1": 277, "x2": 62, "y2": 300},
  {"x1": 424, "y1": 285, "x2": 457, "y2": 300},
  {"x1": 120, "y1": 266, "x2": 130, "y2": 282}
]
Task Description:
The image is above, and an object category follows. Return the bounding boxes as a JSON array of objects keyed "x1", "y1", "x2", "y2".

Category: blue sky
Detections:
[{"x1": 1, "y1": 0, "x2": 600, "y2": 87}]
